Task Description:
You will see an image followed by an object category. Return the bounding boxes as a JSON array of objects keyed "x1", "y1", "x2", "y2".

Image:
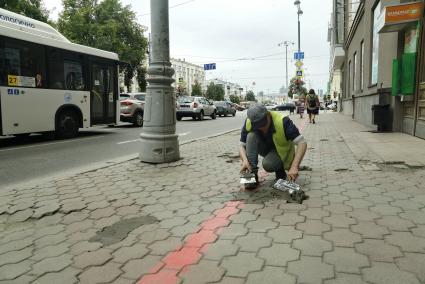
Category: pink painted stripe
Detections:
[{"x1": 137, "y1": 201, "x2": 243, "y2": 284}]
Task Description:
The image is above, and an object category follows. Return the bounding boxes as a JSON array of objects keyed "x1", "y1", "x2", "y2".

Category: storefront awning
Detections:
[{"x1": 379, "y1": 1, "x2": 423, "y2": 33}]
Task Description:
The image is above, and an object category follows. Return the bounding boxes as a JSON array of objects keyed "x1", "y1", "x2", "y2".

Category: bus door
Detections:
[{"x1": 90, "y1": 62, "x2": 116, "y2": 125}]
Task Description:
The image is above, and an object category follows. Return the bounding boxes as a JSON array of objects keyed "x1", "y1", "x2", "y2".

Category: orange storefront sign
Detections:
[{"x1": 385, "y1": 2, "x2": 423, "y2": 25}]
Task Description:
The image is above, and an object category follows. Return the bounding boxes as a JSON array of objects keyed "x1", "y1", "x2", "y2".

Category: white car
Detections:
[
  {"x1": 119, "y1": 93, "x2": 146, "y2": 127},
  {"x1": 176, "y1": 96, "x2": 217, "y2": 121}
]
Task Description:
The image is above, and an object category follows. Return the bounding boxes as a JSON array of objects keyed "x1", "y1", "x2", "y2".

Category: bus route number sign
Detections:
[{"x1": 8, "y1": 75, "x2": 19, "y2": 87}]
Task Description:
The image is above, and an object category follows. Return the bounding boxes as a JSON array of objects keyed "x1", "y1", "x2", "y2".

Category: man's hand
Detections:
[
  {"x1": 287, "y1": 166, "x2": 299, "y2": 181},
  {"x1": 240, "y1": 159, "x2": 251, "y2": 173}
]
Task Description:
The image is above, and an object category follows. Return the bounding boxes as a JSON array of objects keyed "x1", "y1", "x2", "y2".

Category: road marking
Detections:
[
  {"x1": 0, "y1": 136, "x2": 106, "y2": 153},
  {"x1": 117, "y1": 139, "x2": 140, "y2": 145}
]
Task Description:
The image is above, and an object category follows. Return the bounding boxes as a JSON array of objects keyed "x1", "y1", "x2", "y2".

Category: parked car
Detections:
[
  {"x1": 119, "y1": 93, "x2": 145, "y2": 127},
  {"x1": 214, "y1": 101, "x2": 236, "y2": 117},
  {"x1": 275, "y1": 103, "x2": 296, "y2": 113},
  {"x1": 230, "y1": 103, "x2": 245, "y2": 111},
  {"x1": 176, "y1": 96, "x2": 217, "y2": 121}
]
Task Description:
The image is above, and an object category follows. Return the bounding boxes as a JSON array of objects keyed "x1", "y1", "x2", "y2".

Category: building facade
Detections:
[
  {"x1": 206, "y1": 78, "x2": 243, "y2": 101},
  {"x1": 171, "y1": 58, "x2": 205, "y2": 96},
  {"x1": 338, "y1": 0, "x2": 424, "y2": 138}
]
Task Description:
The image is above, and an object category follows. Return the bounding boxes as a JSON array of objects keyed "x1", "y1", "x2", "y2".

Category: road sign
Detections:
[
  {"x1": 295, "y1": 60, "x2": 304, "y2": 68},
  {"x1": 296, "y1": 70, "x2": 304, "y2": 78},
  {"x1": 204, "y1": 63, "x2": 216, "y2": 71},
  {"x1": 178, "y1": 77, "x2": 184, "y2": 83},
  {"x1": 294, "y1": 52, "x2": 305, "y2": 60}
]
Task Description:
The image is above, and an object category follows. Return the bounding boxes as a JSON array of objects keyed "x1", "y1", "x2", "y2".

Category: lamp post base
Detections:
[{"x1": 139, "y1": 132, "x2": 180, "y2": 163}]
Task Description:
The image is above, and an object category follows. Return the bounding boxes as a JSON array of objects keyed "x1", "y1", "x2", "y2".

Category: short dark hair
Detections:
[{"x1": 308, "y1": 89, "x2": 315, "y2": 94}]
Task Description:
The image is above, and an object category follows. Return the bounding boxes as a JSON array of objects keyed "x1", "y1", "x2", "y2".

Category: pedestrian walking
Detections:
[
  {"x1": 239, "y1": 104, "x2": 307, "y2": 190},
  {"x1": 306, "y1": 89, "x2": 319, "y2": 124},
  {"x1": 298, "y1": 95, "x2": 305, "y2": 119}
]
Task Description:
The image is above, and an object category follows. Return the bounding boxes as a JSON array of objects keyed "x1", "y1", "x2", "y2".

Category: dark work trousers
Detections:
[{"x1": 246, "y1": 132, "x2": 284, "y2": 173}]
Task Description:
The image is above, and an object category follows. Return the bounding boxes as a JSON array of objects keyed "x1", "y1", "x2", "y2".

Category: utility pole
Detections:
[{"x1": 139, "y1": 0, "x2": 180, "y2": 163}]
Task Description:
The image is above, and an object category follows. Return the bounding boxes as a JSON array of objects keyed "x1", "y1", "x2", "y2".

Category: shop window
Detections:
[{"x1": 371, "y1": 1, "x2": 384, "y2": 86}]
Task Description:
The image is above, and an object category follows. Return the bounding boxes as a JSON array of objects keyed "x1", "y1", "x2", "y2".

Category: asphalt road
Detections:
[{"x1": 0, "y1": 112, "x2": 247, "y2": 188}]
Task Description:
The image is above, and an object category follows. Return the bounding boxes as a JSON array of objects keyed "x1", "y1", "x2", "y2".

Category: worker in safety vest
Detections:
[{"x1": 239, "y1": 104, "x2": 307, "y2": 190}]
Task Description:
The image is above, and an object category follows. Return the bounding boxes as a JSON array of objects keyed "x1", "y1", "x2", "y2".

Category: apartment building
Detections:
[{"x1": 171, "y1": 58, "x2": 205, "y2": 96}]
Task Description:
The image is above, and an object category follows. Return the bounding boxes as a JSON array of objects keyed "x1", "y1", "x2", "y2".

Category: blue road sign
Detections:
[
  {"x1": 204, "y1": 63, "x2": 216, "y2": 71},
  {"x1": 294, "y1": 52, "x2": 305, "y2": 60},
  {"x1": 296, "y1": 70, "x2": 303, "y2": 77}
]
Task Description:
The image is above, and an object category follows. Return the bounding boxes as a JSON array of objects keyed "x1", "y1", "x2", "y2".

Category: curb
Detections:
[{"x1": 5, "y1": 128, "x2": 241, "y2": 191}]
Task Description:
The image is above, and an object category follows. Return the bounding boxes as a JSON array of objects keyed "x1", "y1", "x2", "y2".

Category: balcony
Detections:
[{"x1": 330, "y1": 44, "x2": 345, "y2": 70}]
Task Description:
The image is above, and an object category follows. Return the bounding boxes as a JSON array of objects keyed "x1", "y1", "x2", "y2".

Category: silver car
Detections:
[
  {"x1": 176, "y1": 96, "x2": 217, "y2": 121},
  {"x1": 120, "y1": 93, "x2": 145, "y2": 127}
]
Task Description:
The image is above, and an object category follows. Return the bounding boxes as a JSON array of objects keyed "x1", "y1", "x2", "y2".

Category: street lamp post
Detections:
[
  {"x1": 279, "y1": 41, "x2": 295, "y2": 90},
  {"x1": 294, "y1": 0, "x2": 303, "y2": 52},
  {"x1": 139, "y1": 0, "x2": 180, "y2": 163}
]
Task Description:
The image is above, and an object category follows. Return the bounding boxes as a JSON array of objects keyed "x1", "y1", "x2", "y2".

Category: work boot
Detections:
[{"x1": 275, "y1": 170, "x2": 287, "y2": 181}]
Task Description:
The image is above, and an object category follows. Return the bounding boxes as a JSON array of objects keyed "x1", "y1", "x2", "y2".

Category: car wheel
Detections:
[
  {"x1": 192, "y1": 115, "x2": 197, "y2": 120},
  {"x1": 211, "y1": 111, "x2": 217, "y2": 120},
  {"x1": 133, "y1": 111, "x2": 144, "y2": 127},
  {"x1": 232, "y1": 111, "x2": 236, "y2": 117},
  {"x1": 177, "y1": 115, "x2": 182, "y2": 121},
  {"x1": 198, "y1": 111, "x2": 204, "y2": 121},
  {"x1": 56, "y1": 109, "x2": 79, "y2": 139}
]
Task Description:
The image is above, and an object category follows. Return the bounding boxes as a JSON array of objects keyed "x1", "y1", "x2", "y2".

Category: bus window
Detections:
[
  {"x1": 0, "y1": 38, "x2": 46, "y2": 88},
  {"x1": 64, "y1": 61, "x2": 85, "y2": 91},
  {"x1": 48, "y1": 49, "x2": 64, "y2": 89}
]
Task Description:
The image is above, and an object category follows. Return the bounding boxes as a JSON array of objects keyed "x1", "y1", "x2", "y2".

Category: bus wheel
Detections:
[{"x1": 56, "y1": 110, "x2": 79, "y2": 139}]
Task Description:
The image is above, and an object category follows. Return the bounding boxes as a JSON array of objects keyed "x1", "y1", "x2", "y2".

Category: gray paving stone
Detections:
[
  {"x1": 112, "y1": 244, "x2": 149, "y2": 263},
  {"x1": 287, "y1": 256, "x2": 334, "y2": 284},
  {"x1": 355, "y1": 239, "x2": 403, "y2": 262},
  {"x1": 31, "y1": 254, "x2": 73, "y2": 276},
  {"x1": 245, "y1": 218, "x2": 278, "y2": 233},
  {"x1": 300, "y1": 207, "x2": 330, "y2": 219},
  {"x1": 385, "y1": 232, "x2": 425, "y2": 253},
  {"x1": 33, "y1": 203, "x2": 60, "y2": 219},
  {"x1": 246, "y1": 266, "x2": 296, "y2": 284},
  {"x1": 31, "y1": 267, "x2": 79, "y2": 284},
  {"x1": 293, "y1": 235, "x2": 333, "y2": 256},
  {"x1": 323, "y1": 214, "x2": 357, "y2": 228},
  {"x1": 78, "y1": 261, "x2": 122, "y2": 284},
  {"x1": 376, "y1": 215, "x2": 415, "y2": 231},
  {"x1": 69, "y1": 241, "x2": 102, "y2": 255},
  {"x1": 221, "y1": 252, "x2": 264, "y2": 278},
  {"x1": 396, "y1": 253, "x2": 425, "y2": 282},
  {"x1": 148, "y1": 237, "x2": 182, "y2": 256},
  {"x1": 258, "y1": 243, "x2": 299, "y2": 266},
  {"x1": 121, "y1": 255, "x2": 162, "y2": 280},
  {"x1": 267, "y1": 225, "x2": 303, "y2": 243},
  {"x1": 0, "y1": 247, "x2": 33, "y2": 267},
  {"x1": 296, "y1": 220, "x2": 331, "y2": 236},
  {"x1": 324, "y1": 247, "x2": 369, "y2": 273},
  {"x1": 31, "y1": 243, "x2": 70, "y2": 261},
  {"x1": 229, "y1": 211, "x2": 259, "y2": 224},
  {"x1": 0, "y1": 260, "x2": 34, "y2": 280},
  {"x1": 72, "y1": 248, "x2": 112, "y2": 269},
  {"x1": 60, "y1": 202, "x2": 87, "y2": 214},
  {"x1": 273, "y1": 212, "x2": 305, "y2": 226},
  {"x1": 324, "y1": 273, "x2": 366, "y2": 284},
  {"x1": 217, "y1": 224, "x2": 248, "y2": 240},
  {"x1": 347, "y1": 209, "x2": 381, "y2": 221},
  {"x1": 0, "y1": 238, "x2": 33, "y2": 255},
  {"x1": 8, "y1": 209, "x2": 34, "y2": 223},
  {"x1": 181, "y1": 260, "x2": 225, "y2": 284},
  {"x1": 351, "y1": 221, "x2": 390, "y2": 239},
  {"x1": 202, "y1": 239, "x2": 239, "y2": 261},
  {"x1": 363, "y1": 262, "x2": 421, "y2": 284},
  {"x1": 235, "y1": 233, "x2": 272, "y2": 252}
]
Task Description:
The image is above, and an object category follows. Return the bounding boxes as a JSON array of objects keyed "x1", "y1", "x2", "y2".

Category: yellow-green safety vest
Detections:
[{"x1": 246, "y1": 111, "x2": 295, "y2": 170}]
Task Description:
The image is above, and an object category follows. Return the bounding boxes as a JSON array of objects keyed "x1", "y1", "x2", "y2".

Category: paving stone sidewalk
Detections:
[{"x1": 1, "y1": 113, "x2": 425, "y2": 284}]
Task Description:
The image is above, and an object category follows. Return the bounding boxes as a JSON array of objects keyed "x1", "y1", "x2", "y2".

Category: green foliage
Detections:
[
  {"x1": 229, "y1": 95, "x2": 240, "y2": 104},
  {"x1": 246, "y1": 91, "x2": 256, "y2": 102},
  {"x1": 136, "y1": 66, "x2": 147, "y2": 92},
  {"x1": 288, "y1": 77, "x2": 307, "y2": 99},
  {"x1": 58, "y1": 0, "x2": 148, "y2": 91},
  {"x1": 0, "y1": 0, "x2": 49, "y2": 22},
  {"x1": 205, "y1": 83, "x2": 224, "y2": 101},
  {"x1": 191, "y1": 81, "x2": 203, "y2": 97}
]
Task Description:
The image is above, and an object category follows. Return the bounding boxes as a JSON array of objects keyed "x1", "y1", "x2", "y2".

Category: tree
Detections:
[
  {"x1": 136, "y1": 66, "x2": 147, "y2": 92},
  {"x1": 205, "y1": 83, "x2": 224, "y2": 101},
  {"x1": 191, "y1": 81, "x2": 202, "y2": 97},
  {"x1": 229, "y1": 95, "x2": 240, "y2": 104},
  {"x1": 288, "y1": 77, "x2": 307, "y2": 99},
  {"x1": 58, "y1": 0, "x2": 148, "y2": 91},
  {"x1": 246, "y1": 91, "x2": 256, "y2": 102},
  {"x1": 0, "y1": 0, "x2": 49, "y2": 22}
]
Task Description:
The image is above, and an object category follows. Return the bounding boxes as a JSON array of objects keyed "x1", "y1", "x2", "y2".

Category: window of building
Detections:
[
  {"x1": 353, "y1": 52, "x2": 357, "y2": 91},
  {"x1": 371, "y1": 1, "x2": 384, "y2": 86},
  {"x1": 360, "y1": 41, "x2": 364, "y2": 90},
  {"x1": 0, "y1": 38, "x2": 46, "y2": 88}
]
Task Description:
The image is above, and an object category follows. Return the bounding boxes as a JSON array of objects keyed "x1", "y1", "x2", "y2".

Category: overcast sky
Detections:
[{"x1": 44, "y1": 0, "x2": 332, "y2": 94}]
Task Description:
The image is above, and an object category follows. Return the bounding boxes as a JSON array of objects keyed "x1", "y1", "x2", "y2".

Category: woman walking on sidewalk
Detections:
[
  {"x1": 306, "y1": 89, "x2": 319, "y2": 124},
  {"x1": 298, "y1": 95, "x2": 305, "y2": 119}
]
